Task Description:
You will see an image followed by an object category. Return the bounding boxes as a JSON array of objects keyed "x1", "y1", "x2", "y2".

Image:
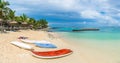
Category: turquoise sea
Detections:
[
  {"x1": 49, "y1": 25, "x2": 120, "y2": 40},
  {"x1": 49, "y1": 24, "x2": 120, "y2": 63}
]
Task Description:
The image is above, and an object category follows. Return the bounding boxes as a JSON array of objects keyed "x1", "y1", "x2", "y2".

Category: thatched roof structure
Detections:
[
  {"x1": 22, "y1": 22, "x2": 27, "y2": 25},
  {"x1": 21, "y1": 22, "x2": 28, "y2": 27},
  {"x1": 9, "y1": 21, "x2": 17, "y2": 24},
  {"x1": 9, "y1": 21, "x2": 18, "y2": 26}
]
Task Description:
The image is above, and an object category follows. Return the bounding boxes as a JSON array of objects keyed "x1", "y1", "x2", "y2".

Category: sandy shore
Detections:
[{"x1": 0, "y1": 30, "x2": 88, "y2": 63}]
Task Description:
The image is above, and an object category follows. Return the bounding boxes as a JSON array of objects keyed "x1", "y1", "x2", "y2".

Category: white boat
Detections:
[
  {"x1": 35, "y1": 40, "x2": 51, "y2": 44},
  {"x1": 11, "y1": 41, "x2": 33, "y2": 50},
  {"x1": 20, "y1": 39, "x2": 51, "y2": 44},
  {"x1": 20, "y1": 39, "x2": 36, "y2": 43}
]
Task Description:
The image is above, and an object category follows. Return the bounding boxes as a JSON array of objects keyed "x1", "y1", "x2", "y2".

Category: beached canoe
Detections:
[
  {"x1": 31, "y1": 49, "x2": 72, "y2": 58},
  {"x1": 34, "y1": 43, "x2": 57, "y2": 48},
  {"x1": 20, "y1": 39, "x2": 51, "y2": 44},
  {"x1": 11, "y1": 41, "x2": 33, "y2": 50}
]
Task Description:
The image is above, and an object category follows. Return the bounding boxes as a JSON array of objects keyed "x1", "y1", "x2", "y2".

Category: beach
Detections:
[
  {"x1": 0, "y1": 30, "x2": 87, "y2": 63},
  {"x1": 1, "y1": 0, "x2": 120, "y2": 63},
  {"x1": 0, "y1": 30, "x2": 120, "y2": 63}
]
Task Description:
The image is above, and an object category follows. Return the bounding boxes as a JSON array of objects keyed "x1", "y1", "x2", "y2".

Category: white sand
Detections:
[
  {"x1": 0, "y1": 30, "x2": 87, "y2": 63},
  {"x1": 1, "y1": 30, "x2": 119, "y2": 63}
]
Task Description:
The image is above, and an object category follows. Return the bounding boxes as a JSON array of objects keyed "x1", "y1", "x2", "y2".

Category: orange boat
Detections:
[{"x1": 31, "y1": 49, "x2": 73, "y2": 58}]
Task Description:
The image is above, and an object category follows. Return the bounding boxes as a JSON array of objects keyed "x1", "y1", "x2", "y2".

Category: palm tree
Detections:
[
  {"x1": 28, "y1": 18, "x2": 35, "y2": 25},
  {"x1": 0, "y1": 0, "x2": 10, "y2": 32},
  {"x1": 39, "y1": 19, "x2": 48, "y2": 28},
  {"x1": 0, "y1": 0, "x2": 10, "y2": 19},
  {"x1": 7, "y1": 9, "x2": 15, "y2": 20},
  {"x1": 32, "y1": 19, "x2": 48, "y2": 29},
  {"x1": 0, "y1": 0, "x2": 49, "y2": 31},
  {"x1": 20, "y1": 13, "x2": 28, "y2": 22},
  {"x1": 14, "y1": 14, "x2": 27, "y2": 27}
]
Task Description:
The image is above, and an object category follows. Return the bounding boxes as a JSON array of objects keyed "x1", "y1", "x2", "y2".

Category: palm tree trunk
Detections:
[{"x1": 0, "y1": 22, "x2": 3, "y2": 33}]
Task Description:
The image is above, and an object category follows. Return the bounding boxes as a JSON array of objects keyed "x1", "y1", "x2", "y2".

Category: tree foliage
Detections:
[
  {"x1": 0, "y1": 0, "x2": 10, "y2": 19},
  {"x1": 0, "y1": 0, "x2": 48, "y2": 29},
  {"x1": 7, "y1": 9, "x2": 15, "y2": 20}
]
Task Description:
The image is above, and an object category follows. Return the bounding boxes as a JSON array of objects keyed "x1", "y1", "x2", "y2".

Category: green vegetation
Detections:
[
  {"x1": 0, "y1": 0, "x2": 10, "y2": 19},
  {"x1": 0, "y1": 0, "x2": 48, "y2": 30}
]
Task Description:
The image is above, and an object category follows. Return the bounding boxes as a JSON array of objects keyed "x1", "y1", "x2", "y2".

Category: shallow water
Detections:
[
  {"x1": 50, "y1": 25, "x2": 120, "y2": 63},
  {"x1": 59, "y1": 32, "x2": 120, "y2": 63}
]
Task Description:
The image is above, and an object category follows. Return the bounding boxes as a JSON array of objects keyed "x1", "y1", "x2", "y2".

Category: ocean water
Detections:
[
  {"x1": 49, "y1": 24, "x2": 120, "y2": 63},
  {"x1": 61, "y1": 32, "x2": 120, "y2": 40},
  {"x1": 49, "y1": 25, "x2": 120, "y2": 40}
]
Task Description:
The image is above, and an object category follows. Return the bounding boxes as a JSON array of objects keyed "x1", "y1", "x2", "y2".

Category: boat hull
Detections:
[{"x1": 31, "y1": 49, "x2": 73, "y2": 58}]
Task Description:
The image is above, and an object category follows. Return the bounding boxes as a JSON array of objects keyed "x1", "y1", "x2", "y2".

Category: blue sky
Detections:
[{"x1": 6, "y1": 0, "x2": 120, "y2": 26}]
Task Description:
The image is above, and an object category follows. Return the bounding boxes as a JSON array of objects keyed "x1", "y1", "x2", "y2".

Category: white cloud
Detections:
[
  {"x1": 80, "y1": 10, "x2": 101, "y2": 19},
  {"x1": 7, "y1": 0, "x2": 120, "y2": 26}
]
